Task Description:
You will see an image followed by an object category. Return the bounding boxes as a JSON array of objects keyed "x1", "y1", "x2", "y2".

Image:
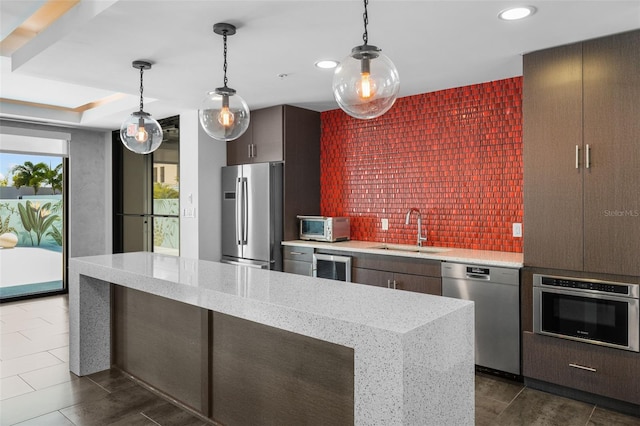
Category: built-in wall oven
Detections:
[{"x1": 533, "y1": 274, "x2": 639, "y2": 352}]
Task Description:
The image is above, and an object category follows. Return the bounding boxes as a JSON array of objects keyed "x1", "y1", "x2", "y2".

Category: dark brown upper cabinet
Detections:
[{"x1": 523, "y1": 30, "x2": 640, "y2": 277}]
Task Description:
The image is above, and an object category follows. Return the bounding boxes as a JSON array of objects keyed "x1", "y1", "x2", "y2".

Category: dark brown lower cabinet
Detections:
[
  {"x1": 394, "y1": 272, "x2": 442, "y2": 295},
  {"x1": 112, "y1": 286, "x2": 354, "y2": 425},
  {"x1": 212, "y1": 312, "x2": 354, "y2": 425},
  {"x1": 523, "y1": 332, "x2": 640, "y2": 405}
]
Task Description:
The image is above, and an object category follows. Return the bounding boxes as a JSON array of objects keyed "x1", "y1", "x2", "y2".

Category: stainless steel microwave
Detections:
[
  {"x1": 297, "y1": 216, "x2": 350, "y2": 242},
  {"x1": 533, "y1": 274, "x2": 639, "y2": 352}
]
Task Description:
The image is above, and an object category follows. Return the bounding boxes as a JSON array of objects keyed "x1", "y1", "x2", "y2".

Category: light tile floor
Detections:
[{"x1": 1, "y1": 294, "x2": 639, "y2": 425}]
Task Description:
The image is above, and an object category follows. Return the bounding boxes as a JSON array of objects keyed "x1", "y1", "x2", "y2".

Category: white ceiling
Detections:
[{"x1": 1, "y1": 0, "x2": 639, "y2": 131}]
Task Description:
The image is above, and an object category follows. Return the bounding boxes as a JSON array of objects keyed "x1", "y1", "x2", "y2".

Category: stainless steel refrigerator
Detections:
[{"x1": 221, "y1": 163, "x2": 283, "y2": 270}]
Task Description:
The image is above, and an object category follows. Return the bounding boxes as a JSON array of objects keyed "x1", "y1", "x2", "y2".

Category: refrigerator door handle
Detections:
[
  {"x1": 241, "y1": 177, "x2": 248, "y2": 245},
  {"x1": 235, "y1": 177, "x2": 243, "y2": 245}
]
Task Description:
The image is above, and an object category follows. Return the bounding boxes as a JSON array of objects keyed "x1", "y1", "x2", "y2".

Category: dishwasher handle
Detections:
[{"x1": 466, "y1": 273, "x2": 490, "y2": 280}]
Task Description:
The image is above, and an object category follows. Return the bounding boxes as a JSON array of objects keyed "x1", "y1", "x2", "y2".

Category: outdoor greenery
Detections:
[
  {"x1": 154, "y1": 182, "x2": 179, "y2": 199},
  {"x1": 11, "y1": 161, "x2": 63, "y2": 194}
]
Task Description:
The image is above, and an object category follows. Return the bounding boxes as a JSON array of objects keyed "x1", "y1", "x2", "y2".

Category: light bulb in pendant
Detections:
[
  {"x1": 134, "y1": 117, "x2": 149, "y2": 142},
  {"x1": 357, "y1": 57, "x2": 375, "y2": 99},
  {"x1": 218, "y1": 96, "x2": 235, "y2": 127},
  {"x1": 359, "y1": 73, "x2": 372, "y2": 99}
]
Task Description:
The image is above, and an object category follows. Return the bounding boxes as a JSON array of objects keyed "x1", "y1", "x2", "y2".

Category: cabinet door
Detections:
[
  {"x1": 523, "y1": 43, "x2": 584, "y2": 270},
  {"x1": 393, "y1": 272, "x2": 441, "y2": 296},
  {"x1": 583, "y1": 31, "x2": 640, "y2": 276},
  {"x1": 352, "y1": 267, "x2": 391, "y2": 288},
  {"x1": 252, "y1": 106, "x2": 283, "y2": 163},
  {"x1": 226, "y1": 120, "x2": 253, "y2": 165}
]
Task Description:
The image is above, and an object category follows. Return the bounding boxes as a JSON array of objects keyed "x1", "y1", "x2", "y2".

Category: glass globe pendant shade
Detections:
[
  {"x1": 332, "y1": 45, "x2": 400, "y2": 119},
  {"x1": 119, "y1": 111, "x2": 163, "y2": 154},
  {"x1": 199, "y1": 87, "x2": 250, "y2": 141}
]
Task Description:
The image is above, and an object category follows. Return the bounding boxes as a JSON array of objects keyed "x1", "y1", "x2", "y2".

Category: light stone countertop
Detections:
[
  {"x1": 69, "y1": 252, "x2": 475, "y2": 425},
  {"x1": 283, "y1": 239, "x2": 524, "y2": 268}
]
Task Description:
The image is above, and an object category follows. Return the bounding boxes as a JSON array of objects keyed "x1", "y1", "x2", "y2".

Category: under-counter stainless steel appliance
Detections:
[
  {"x1": 442, "y1": 262, "x2": 521, "y2": 376},
  {"x1": 221, "y1": 163, "x2": 282, "y2": 270},
  {"x1": 297, "y1": 216, "x2": 350, "y2": 242},
  {"x1": 533, "y1": 274, "x2": 639, "y2": 352},
  {"x1": 313, "y1": 253, "x2": 351, "y2": 282}
]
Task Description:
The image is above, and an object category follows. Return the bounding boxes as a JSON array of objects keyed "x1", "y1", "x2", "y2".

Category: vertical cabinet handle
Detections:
[
  {"x1": 585, "y1": 144, "x2": 590, "y2": 169},
  {"x1": 247, "y1": 145, "x2": 252, "y2": 159},
  {"x1": 252, "y1": 144, "x2": 257, "y2": 158},
  {"x1": 393, "y1": 280, "x2": 397, "y2": 290},
  {"x1": 575, "y1": 145, "x2": 580, "y2": 169},
  {"x1": 387, "y1": 279, "x2": 391, "y2": 289}
]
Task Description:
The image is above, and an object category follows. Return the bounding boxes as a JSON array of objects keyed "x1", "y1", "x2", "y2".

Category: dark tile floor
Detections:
[{"x1": 2, "y1": 295, "x2": 639, "y2": 425}]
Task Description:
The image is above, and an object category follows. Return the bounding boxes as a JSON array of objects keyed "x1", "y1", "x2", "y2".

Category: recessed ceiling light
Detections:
[
  {"x1": 498, "y1": 6, "x2": 536, "y2": 21},
  {"x1": 315, "y1": 60, "x2": 339, "y2": 69}
]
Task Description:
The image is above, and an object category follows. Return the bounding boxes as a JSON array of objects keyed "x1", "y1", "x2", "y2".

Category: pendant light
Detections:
[
  {"x1": 120, "y1": 60, "x2": 163, "y2": 154},
  {"x1": 199, "y1": 23, "x2": 250, "y2": 141},
  {"x1": 332, "y1": 0, "x2": 400, "y2": 120}
]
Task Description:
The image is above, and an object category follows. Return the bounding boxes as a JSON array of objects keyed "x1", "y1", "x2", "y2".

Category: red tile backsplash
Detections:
[{"x1": 320, "y1": 77, "x2": 523, "y2": 253}]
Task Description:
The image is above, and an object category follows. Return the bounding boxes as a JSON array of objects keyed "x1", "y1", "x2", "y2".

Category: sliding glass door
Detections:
[{"x1": 0, "y1": 152, "x2": 66, "y2": 300}]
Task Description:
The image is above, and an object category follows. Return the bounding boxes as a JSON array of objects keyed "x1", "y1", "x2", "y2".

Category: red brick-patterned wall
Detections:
[{"x1": 320, "y1": 77, "x2": 523, "y2": 253}]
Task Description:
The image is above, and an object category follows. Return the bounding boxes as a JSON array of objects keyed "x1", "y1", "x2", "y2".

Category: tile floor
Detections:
[{"x1": 1, "y1": 295, "x2": 639, "y2": 426}]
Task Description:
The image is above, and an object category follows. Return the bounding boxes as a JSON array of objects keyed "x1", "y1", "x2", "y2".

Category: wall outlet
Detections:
[
  {"x1": 183, "y1": 207, "x2": 196, "y2": 218},
  {"x1": 381, "y1": 218, "x2": 389, "y2": 231},
  {"x1": 512, "y1": 223, "x2": 522, "y2": 238}
]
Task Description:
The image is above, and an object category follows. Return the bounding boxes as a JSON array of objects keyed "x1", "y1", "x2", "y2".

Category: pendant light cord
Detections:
[
  {"x1": 362, "y1": 0, "x2": 369, "y2": 45},
  {"x1": 139, "y1": 66, "x2": 145, "y2": 112},
  {"x1": 222, "y1": 30, "x2": 229, "y2": 88}
]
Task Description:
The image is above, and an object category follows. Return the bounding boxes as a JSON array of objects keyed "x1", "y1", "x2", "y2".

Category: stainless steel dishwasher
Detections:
[{"x1": 442, "y1": 262, "x2": 521, "y2": 376}]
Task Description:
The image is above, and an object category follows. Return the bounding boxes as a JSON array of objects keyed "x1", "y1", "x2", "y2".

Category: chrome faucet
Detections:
[{"x1": 405, "y1": 208, "x2": 427, "y2": 247}]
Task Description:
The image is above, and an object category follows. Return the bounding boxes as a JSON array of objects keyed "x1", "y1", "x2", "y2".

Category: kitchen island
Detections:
[{"x1": 69, "y1": 252, "x2": 474, "y2": 425}]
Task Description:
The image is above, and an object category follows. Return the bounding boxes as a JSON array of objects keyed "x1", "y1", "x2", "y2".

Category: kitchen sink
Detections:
[{"x1": 370, "y1": 244, "x2": 451, "y2": 254}]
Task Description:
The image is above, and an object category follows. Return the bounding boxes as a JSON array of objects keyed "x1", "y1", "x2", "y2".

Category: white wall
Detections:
[{"x1": 179, "y1": 111, "x2": 226, "y2": 261}]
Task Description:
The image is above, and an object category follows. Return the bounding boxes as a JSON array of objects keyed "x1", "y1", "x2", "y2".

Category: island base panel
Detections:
[
  {"x1": 212, "y1": 311, "x2": 354, "y2": 425},
  {"x1": 112, "y1": 286, "x2": 209, "y2": 414}
]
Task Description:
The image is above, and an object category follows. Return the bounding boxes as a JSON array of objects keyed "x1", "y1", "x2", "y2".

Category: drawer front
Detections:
[
  {"x1": 338, "y1": 251, "x2": 441, "y2": 277},
  {"x1": 283, "y1": 246, "x2": 313, "y2": 262},
  {"x1": 283, "y1": 259, "x2": 312, "y2": 277},
  {"x1": 523, "y1": 332, "x2": 640, "y2": 404}
]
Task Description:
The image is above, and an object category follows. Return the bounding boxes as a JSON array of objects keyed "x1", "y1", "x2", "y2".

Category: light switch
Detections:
[
  {"x1": 512, "y1": 223, "x2": 522, "y2": 238},
  {"x1": 381, "y1": 218, "x2": 389, "y2": 230},
  {"x1": 183, "y1": 207, "x2": 196, "y2": 218}
]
